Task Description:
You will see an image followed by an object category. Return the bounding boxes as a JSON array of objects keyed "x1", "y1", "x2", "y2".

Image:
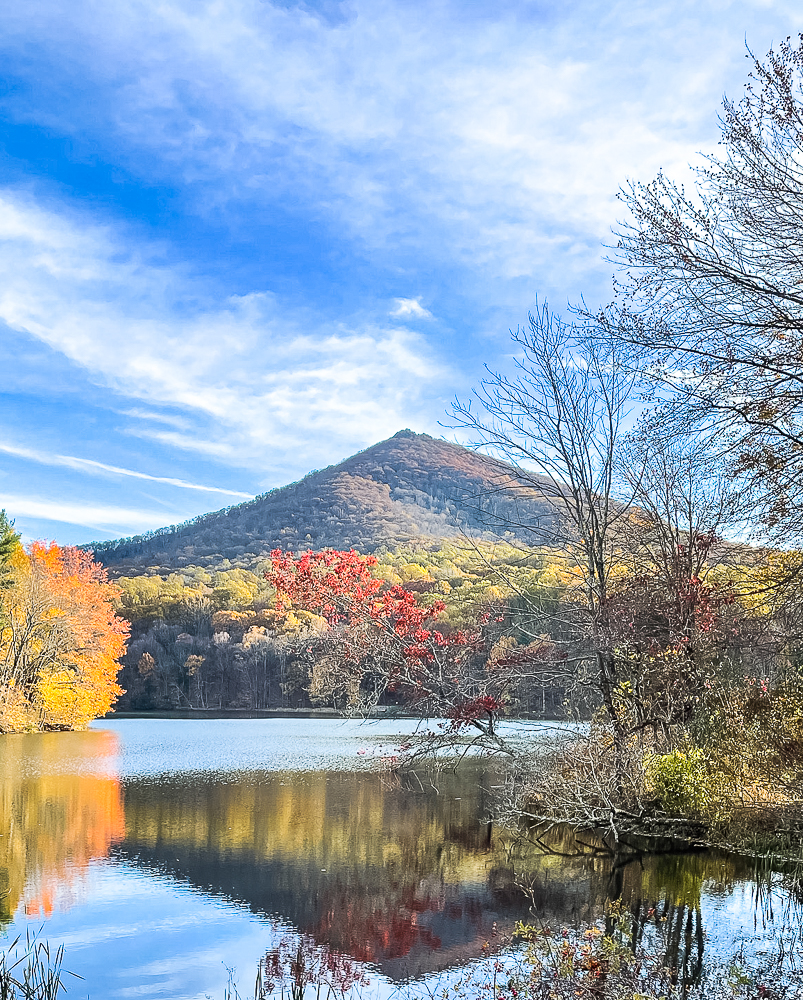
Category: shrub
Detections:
[{"x1": 645, "y1": 747, "x2": 726, "y2": 819}]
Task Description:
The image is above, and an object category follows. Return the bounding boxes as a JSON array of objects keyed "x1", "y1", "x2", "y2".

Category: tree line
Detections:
[{"x1": 110, "y1": 541, "x2": 561, "y2": 715}]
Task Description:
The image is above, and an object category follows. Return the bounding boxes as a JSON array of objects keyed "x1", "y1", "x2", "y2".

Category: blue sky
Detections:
[{"x1": 1, "y1": 0, "x2": 800, "y2": 545}]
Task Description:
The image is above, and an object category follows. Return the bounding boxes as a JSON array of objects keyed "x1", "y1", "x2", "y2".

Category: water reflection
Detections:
[
  {"x1": 516, "y1": 832, "x2": 745, "y2": 993},
  {"x1": 116, "y1": 768, "x2": 522, "y2": 978},
  {"x1": 0, "y1": 720, "x2": 799, "y2": 995},
  {"x1": 620, "y1": 853, "x2": 708, "y2": 991},
  {"x1": 115, "y1": 766, "x2": 760, "y2": 982},
  {"x1": 0, "y1": 730, "x2": 124, "y2": 922}
]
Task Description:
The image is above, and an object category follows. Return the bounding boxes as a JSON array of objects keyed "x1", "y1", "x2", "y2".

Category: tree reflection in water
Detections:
[
  {"x1": 256, "y1": 930, "x2": 370, "y2": 1000},
  {"x1": 0, "y1": 729, "x2": 124, "y2": 923},
  {"x1": 116, "y1": 764, "x2": 781, "y2": 982},
  {"x1": 609, "y1": 852, "x2": 706, "y2": 993},
  {"x1": 512, "y1": 827, "x2": 781, "y2": 996},
  {"x1": 1, "y1": 735, "x2": 799, "y2": 991}
]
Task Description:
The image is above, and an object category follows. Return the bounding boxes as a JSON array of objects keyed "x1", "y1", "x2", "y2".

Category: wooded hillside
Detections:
[{"x1": 88, "y1": 430, "x2": 559, "y2": 575}]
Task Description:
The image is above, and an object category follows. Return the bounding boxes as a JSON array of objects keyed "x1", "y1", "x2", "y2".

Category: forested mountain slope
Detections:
[{"x1": 89, "y1": 430, "x2": 560, "y2": 574}]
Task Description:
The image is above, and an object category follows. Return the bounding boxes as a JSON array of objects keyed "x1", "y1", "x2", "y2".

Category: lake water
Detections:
[{"x1": 0, "y1": 718, "x2": 800, "y2": 999}]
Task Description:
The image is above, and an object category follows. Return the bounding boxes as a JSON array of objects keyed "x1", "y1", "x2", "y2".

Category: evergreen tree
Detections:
[{"x1": 0, "y1": 510, "x2": 21, "y2": 588}]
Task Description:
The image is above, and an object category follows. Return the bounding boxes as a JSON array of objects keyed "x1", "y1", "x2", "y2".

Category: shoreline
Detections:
[{"x1": 102, "y1": 708, "x2": 568, "y2": 721}]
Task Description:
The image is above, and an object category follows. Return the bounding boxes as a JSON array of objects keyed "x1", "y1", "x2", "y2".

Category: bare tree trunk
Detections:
[{"x1": 451, "y1": 304, "x2": 638, "y2": 802}]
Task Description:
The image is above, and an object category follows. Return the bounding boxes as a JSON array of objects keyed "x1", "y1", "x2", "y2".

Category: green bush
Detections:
[{"x1": 645, "y1": 747, "x2": 720, "y2": 818}]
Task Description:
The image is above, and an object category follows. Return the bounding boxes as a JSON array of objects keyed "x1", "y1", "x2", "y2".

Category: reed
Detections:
[{"x1": 0, "y1": 929, "x2": 79, "y2": 1000}]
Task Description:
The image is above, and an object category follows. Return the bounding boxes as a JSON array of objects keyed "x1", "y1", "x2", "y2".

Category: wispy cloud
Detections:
[
  {"x1": 10, "y1": 1, "x2": 798, "y2": 293},
  {"x1": 0, "y1": 495, "x2": 177, "y2": 535},
  {"x1": 0, "y1": 441, "x2": 254, "y2": 497},
  {"x1": 0, "y1": 193, "x2": 452, "y2": 474},
  {"x1": 5, "y1": 0, "x2": 797, "y2": 305}
]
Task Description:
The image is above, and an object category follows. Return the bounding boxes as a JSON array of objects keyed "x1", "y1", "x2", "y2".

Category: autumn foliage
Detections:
[
  {"x1": 267, "y1": 548, "x2": 496, "y2": 729},
  {"x1": 0, "y1": 541, "x2": 129, "y2": 732},
  {"x1": 269, "y1": 548, "x2": 383, "y2": 625}
]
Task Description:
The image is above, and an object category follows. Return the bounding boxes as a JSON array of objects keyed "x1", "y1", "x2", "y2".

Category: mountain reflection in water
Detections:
[
  {"x1": 0, "y1": 719, "x2": 797, "y2": 995},
  {"x1": 115, "y1": 768, "x2": 523, "y2": 978}
]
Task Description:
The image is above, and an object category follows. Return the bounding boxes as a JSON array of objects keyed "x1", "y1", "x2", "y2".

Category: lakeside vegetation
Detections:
[{"x1": 102, "y1": 518, "x2": 803, "y2": 853}]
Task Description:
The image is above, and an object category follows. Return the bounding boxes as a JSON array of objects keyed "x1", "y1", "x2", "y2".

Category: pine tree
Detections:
[{"x1": 0, "y1": 509, "x2": 20, "y2": 588}]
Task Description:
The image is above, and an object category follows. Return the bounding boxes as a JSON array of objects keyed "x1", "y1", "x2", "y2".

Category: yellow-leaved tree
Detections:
[{"x1": 0, "y1": 540, "x2": 129, "y2": 732}]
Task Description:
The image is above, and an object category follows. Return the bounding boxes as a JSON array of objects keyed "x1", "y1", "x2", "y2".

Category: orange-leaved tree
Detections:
[{"x1": 0, "y1": 542, "x2": 129, "y2": 732}]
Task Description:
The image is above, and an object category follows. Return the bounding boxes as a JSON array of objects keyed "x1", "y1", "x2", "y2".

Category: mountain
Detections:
[{"x1": 89, "y1": 430, "x2": 561, "y2": 574}]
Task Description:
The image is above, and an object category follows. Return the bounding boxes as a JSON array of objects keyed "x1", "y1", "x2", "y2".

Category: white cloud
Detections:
[
  {"x1": 6, "y1": 0, "x2": 800, "y2": 302},
  {"x1": 390, "y1": 298, "x2": 432, "y2": 320},
  {"x1": 0, "y1": 495, "x2": 176, "y2": 534},
  {"x1": 0, "y1": 441, "x2": 254, "y2": 497},
  {"x1": 0, "y1": 192, "x2": 451, "y2": 473}
]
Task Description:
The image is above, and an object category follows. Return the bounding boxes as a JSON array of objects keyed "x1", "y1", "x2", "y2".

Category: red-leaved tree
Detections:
[{"x1": 267, "y1": 549, "x2": 520, "y2": 749}]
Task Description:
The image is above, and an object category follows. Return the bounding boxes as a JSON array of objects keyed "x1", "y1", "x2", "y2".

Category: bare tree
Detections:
[
  {"x1": 607, "y1": 423, "x2": 766, "y2": 739},
  {"x1": 451, "y1": 305, "x2": 639, "y2": 782},
  {"x1": 609, "y1": 36, "x2": 803, "y2": 543},
  {"x1": 615, "y1": 419, "x2": 752, "y2": 595},
  {"x1": 453, "y1": 305, "x2": 637, "y2": 609}
]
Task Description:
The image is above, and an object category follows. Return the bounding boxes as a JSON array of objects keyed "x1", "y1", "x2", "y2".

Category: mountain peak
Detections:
[{"x1": 91, "y1": 433, "x2": 558, "y2": 574}]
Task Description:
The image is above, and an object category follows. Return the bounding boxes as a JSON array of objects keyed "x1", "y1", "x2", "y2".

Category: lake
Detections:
[{"x1": 0, "y1": 718, "x2": 800, "y2": 998}]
